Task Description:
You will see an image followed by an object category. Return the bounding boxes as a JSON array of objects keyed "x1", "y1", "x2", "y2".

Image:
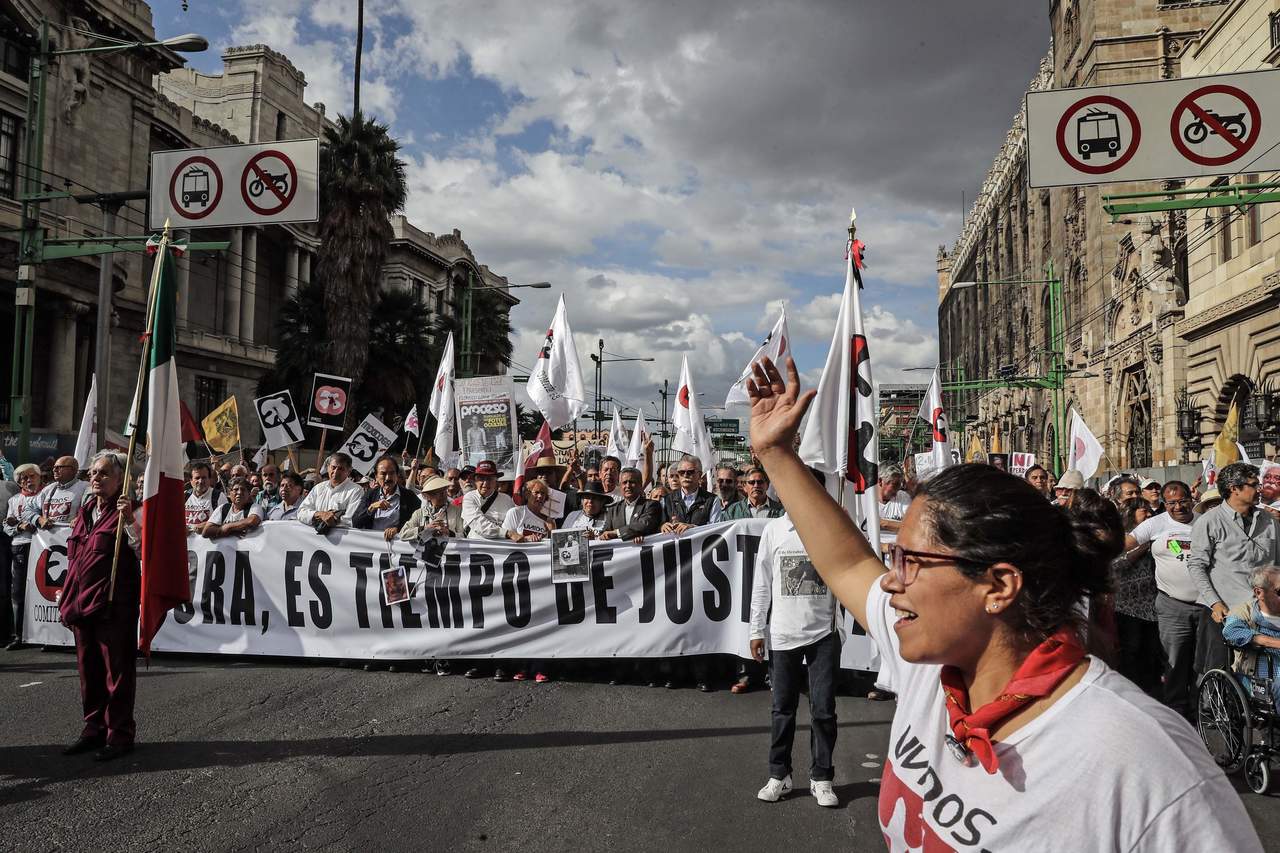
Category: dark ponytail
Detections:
[{"x1": 916, "y1": 464, "x2": 1122, "y2": 643}]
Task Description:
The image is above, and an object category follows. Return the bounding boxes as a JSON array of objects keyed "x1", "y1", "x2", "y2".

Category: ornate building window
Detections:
[{"x1": 1124, "y1": 365, "x2": 1152, "y2": 468}]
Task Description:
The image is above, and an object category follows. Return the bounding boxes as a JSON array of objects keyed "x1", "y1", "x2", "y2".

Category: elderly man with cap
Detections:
[
  {"x1": 35, "y1": 455, "x2": 88, "y2": 529},
  {"x1": 400, "y1": 475, "x2": 464, "y2": 540},
  {"x1": 1054, "y1": 469, "x2": 1085, "y2": 507},
  {"x1": 462, "y1": 460, "x2": 513, "y2": 540}
]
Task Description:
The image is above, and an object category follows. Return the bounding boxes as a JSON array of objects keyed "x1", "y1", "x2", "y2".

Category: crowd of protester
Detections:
[{"x1": 5, "y1": 442, "x2": 1280, "y2": 722}]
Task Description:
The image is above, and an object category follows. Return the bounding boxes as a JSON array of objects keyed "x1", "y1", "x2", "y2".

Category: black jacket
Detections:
[
  {"x1": 661, "y1": 488, "x2": 715, "y2": 526},
  {"x1": 353, "y1": 485, "x2": 420, "y2": 530},
  {"x1": 604, "y1": 498, "x2": 663, "y2": 539}
]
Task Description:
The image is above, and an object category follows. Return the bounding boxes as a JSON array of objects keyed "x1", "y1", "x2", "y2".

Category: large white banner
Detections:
[{"x1": 26, "y1": 522, "x2": 880, "y2": 671}]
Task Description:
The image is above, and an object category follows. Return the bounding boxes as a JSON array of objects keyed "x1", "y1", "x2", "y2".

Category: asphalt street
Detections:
[{"x1": 1, "y1": 648, "x2": 1277, "y2": 853}]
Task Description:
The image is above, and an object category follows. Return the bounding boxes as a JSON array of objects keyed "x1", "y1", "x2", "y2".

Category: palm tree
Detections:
[{"x1": 313, "y1": 113, "x2": 407, "y2": 431}]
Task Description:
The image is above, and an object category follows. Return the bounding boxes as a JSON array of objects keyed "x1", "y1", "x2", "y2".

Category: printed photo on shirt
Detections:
[{"x1": 780, "y1": 552, "x2": 827, "y2": 597}]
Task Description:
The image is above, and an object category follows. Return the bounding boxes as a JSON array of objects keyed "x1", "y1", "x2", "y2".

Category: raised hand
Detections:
[{"x1": 746, "y1": 356, "x2": 814, "y2": 457}]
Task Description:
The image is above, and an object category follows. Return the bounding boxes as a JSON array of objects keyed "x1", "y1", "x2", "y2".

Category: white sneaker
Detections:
[
  {"x1": 811, "y1": 780, "x2": 838, "y2": 807},
  {"x1": 757, "y1": 775, "x2": 793, "y2": 802}
]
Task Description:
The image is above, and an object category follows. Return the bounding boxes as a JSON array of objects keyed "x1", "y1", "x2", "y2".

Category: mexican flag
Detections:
[{"x1": 138, "y1": 240, "x2": 191, "y2": 653}]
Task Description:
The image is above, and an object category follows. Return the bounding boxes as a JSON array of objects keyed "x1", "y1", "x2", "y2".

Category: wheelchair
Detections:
[{"x1": 1197, "y1": 663, "x2": 1277, "y2": 795}]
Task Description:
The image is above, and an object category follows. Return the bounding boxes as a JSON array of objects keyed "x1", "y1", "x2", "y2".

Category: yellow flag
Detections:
[
  {"x1": 202, "y1": 396, "x2": 240, "y2": 453},
  {"x1": 966, "y1": 433, "x2": 986, "y2": 463},
  {"x1": 1213, "y1": 401, "x2": 1241, "y2": 467},
  {"x1": 990, "y1": 425, "x2": 1002, "y2": 454}
]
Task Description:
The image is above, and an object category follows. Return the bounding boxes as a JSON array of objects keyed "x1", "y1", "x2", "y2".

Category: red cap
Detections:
[{"x1": 474, "y1": 460, "x2": 499, "y2": 477}]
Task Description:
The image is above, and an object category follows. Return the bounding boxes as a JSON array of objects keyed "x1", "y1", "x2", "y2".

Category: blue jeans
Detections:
[{"x1": 768, "y1": 632, "x2": 839, "y2": 782}]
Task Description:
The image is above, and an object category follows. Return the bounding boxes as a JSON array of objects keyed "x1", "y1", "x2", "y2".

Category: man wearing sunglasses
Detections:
[
  {"x1": 1188, "y1": 462, "x2": 1280, "y2": 675},
  {"x1": 659, "y1": 455, "x2": 714, "y2": 534},
  {"x1": 708, "y1": 465, "x2": 742, "y2": 523},
  {"x1": 724, "y1": 467, "x2": 784, "y2": 520},
  {"x1": 1126, "y1": 481, "x2": 1199, "y2": 718}
]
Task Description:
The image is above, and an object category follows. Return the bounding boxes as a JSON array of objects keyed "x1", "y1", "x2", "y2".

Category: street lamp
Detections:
[
  {"x1": 1176, "y1": 388, "x2": 1203, "y2": 458},
  {"x1": 588, "y1": 338, "x2": 654, "y2": 435},
  {"x1": 8, "y1": 20, "x2": 208, "y2": 461},
  {"x1": 459, "y1": 279, "x2": 550, "y2": 377}
]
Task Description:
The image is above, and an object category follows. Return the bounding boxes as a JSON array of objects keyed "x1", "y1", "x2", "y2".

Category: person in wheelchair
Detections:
[{"x1": 1222, "y1": 564, "x2": 1280, "y2": 714}]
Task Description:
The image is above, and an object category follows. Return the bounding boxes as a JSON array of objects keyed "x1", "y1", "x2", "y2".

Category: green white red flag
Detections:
[{"x1": 139, "y1": 240, "x2": 191, "y2": 653}]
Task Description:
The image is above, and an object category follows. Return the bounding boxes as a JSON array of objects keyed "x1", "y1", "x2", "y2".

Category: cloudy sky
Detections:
[{"x1": 156, "y1": 0, "x2": 1049, "y2": 422}]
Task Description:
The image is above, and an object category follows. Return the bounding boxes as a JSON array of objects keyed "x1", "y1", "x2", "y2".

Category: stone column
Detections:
[
  {"x1": 285, "y1": 241, "x2": 300, "y2": 299},
  {"x1": 48, "y1": 308, "x2": 79, "y2": 433},
  {"x1": 240, "y1": 228, "x2": 258, "y2": 342},
  {"x1": 225, "y1": 228, "x2": 244, "y2": 337},
  {"x1": 299, "y1": 249, "x2": 312, "y2": 287}
]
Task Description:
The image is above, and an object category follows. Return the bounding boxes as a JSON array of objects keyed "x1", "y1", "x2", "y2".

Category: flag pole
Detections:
[
  {"x1": 314, "y1": 428, "x2": 328, "y2": 473},
  {"x1": 109, "y1": 222, "x2": 171, "y2": 606}
]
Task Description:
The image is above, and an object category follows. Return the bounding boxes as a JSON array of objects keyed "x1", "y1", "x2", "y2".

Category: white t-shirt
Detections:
[
  {"x1": 749, "y1": 516, "x2": 840, "y2": 651},
  {"x1": 185, "y1": 487, "x2": 227, "y2": 528},
  {"x1": 211, "y1": 503, "x2": 262, "y2": 525},
  {"x1": 500, "y1": 505, "x2": 553, "y2": 539},
  {"x1": 864, "y1": 582, "x2": 1262, "y2": 853},
  {"x1": 1130, "y1": 513, "x2": 1197, "y2": 603},
  {"x1": 562, "y1": 509, "x2": 607, "y2": 534},
  {"x1": 36, "y1": 479, "x2": 88, "y2": 525},
  {"x1": 879, "y1": 489, "x2": 912, "y2": 522}
]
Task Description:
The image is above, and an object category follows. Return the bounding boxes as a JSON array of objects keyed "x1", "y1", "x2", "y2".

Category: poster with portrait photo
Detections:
[
  {"x1": 455, "y1": 375, "x2": 519, "y2": 477},
  {"x1": 550, "y1": 528, "x2": 590, "y2": 583},
  {"x1": 779, "y1": 552, "x2": 827, "y2": 597},
  {"x1": 381, "y1": 564, "x2": 410, "y2": 605}
]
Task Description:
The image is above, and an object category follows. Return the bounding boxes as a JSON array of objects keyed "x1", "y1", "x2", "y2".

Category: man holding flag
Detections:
[{"x1": 59, "y1": 232, "x2": 189, "y2": 761}]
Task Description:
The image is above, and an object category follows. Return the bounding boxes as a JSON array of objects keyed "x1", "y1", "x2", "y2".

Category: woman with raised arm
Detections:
[{"x1": 746, "y1": 356, "x2": 1260, "y2": 852}]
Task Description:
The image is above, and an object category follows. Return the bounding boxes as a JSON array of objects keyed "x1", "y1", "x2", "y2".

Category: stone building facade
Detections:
[
  {"x1": 937, "y1": 0, "x2": 1232, "y2": 474},
  {"x1": 1176, "y1": 0, "x2": 1280, "y2": 460},
  {"x1": 1, "y1": 2, "x2": 514, "y2": 458}
]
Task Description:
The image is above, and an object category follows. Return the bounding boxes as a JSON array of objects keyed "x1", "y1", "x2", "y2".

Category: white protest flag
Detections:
[
  {"x1": 605, "y1": 406, "x2": 628, "y2": 460},
  {"x1": 725, "y1": 308, "x2": 790, "y2": 407},
  {"x1": 672, "y1": 356, "x2": 715, "y2": 472},
  {"x1": 252, "y1": 444, "x2": 268, "y2": 468},
  {"x1": 527, "y1": 294, "x2": 588, "y2": 429},
  {"x1": 626, "y1": 409, "x2": 649, "y2": 468},
  {"x1": 74, "y1": 374, "x2": 97, "y2": 468},
  {"x1": 916, "y1": 366, "x2": 952, "y2": 477},
  {"x1": 403, "y1": 404, "x2": 420, "y2": 437},
  {"x1": 1066, "y1": 407, "x2": 1104, "y2": 480},
  {"x1": 798, "y1": 211, "x2": 880, "y2": 550},
  {"x1": 428, "y1": 333, "x2": 457, "y2": 466}
]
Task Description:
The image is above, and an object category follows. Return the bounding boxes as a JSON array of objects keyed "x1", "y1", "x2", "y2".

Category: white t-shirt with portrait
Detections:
[
  {"x1": 1130, "y1": 513, "x2": 1197, "y2": 603},
  {"x1": 863, "y1": 582, "x2": 1261, "y2": 853},
  {"x1": 185, "y1": 487, "x2": 227, "y2": 528}
]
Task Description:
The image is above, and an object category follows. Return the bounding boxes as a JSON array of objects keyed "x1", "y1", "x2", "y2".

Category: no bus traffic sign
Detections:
[
  {"x1": 1027, "y1": 69, "x2": 1280, "y2": 187},
  {"x1": 150, "y1": 139, "x2": 318, "y2": 229}
]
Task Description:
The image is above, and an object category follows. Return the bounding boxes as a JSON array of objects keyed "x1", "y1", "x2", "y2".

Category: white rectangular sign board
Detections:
[
  {"x1": 1027, "y1": 69, "x2": 1280, "y2": 188},
  {"x1": 149, "y1": 139, "x2": 319, "y2": 229}
]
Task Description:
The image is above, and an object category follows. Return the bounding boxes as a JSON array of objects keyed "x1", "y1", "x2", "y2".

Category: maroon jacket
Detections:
[{"x1": 59, "y1": 494, "x2": 141, "y2": 626}]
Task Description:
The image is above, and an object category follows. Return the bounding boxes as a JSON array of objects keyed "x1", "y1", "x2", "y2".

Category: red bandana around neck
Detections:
[{"x1": 939, "y1": 626, "x2": 1086, "y2": 774}]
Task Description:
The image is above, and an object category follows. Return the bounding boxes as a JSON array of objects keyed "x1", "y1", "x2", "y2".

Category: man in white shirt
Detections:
[
  {"x1": 1126, "y1": 480, "x2": 1199, "y2": 718},
  {"x1": 34, "y1": 456, "x2": 88, "y2": 527},
  {"x1": 876, "y1": 465, "x2": 911, "y2": 534},
  {"x1": 462, "y1": 460, "x2": 514, "y2": 540},
  {"x1": 296, "y1": 453, "x2": 363, "y2": 532},
  {"x1": 184, "y1": 461, "x2": 226, "y2": 534},
  {"x1": 749, "y1": 506, "x2": 841, "y2": 809}
]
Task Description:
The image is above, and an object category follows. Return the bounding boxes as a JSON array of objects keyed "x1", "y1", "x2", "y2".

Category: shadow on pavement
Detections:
[{"x1": 0, "y1": 719, "x2": 890, "y2": 806}]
